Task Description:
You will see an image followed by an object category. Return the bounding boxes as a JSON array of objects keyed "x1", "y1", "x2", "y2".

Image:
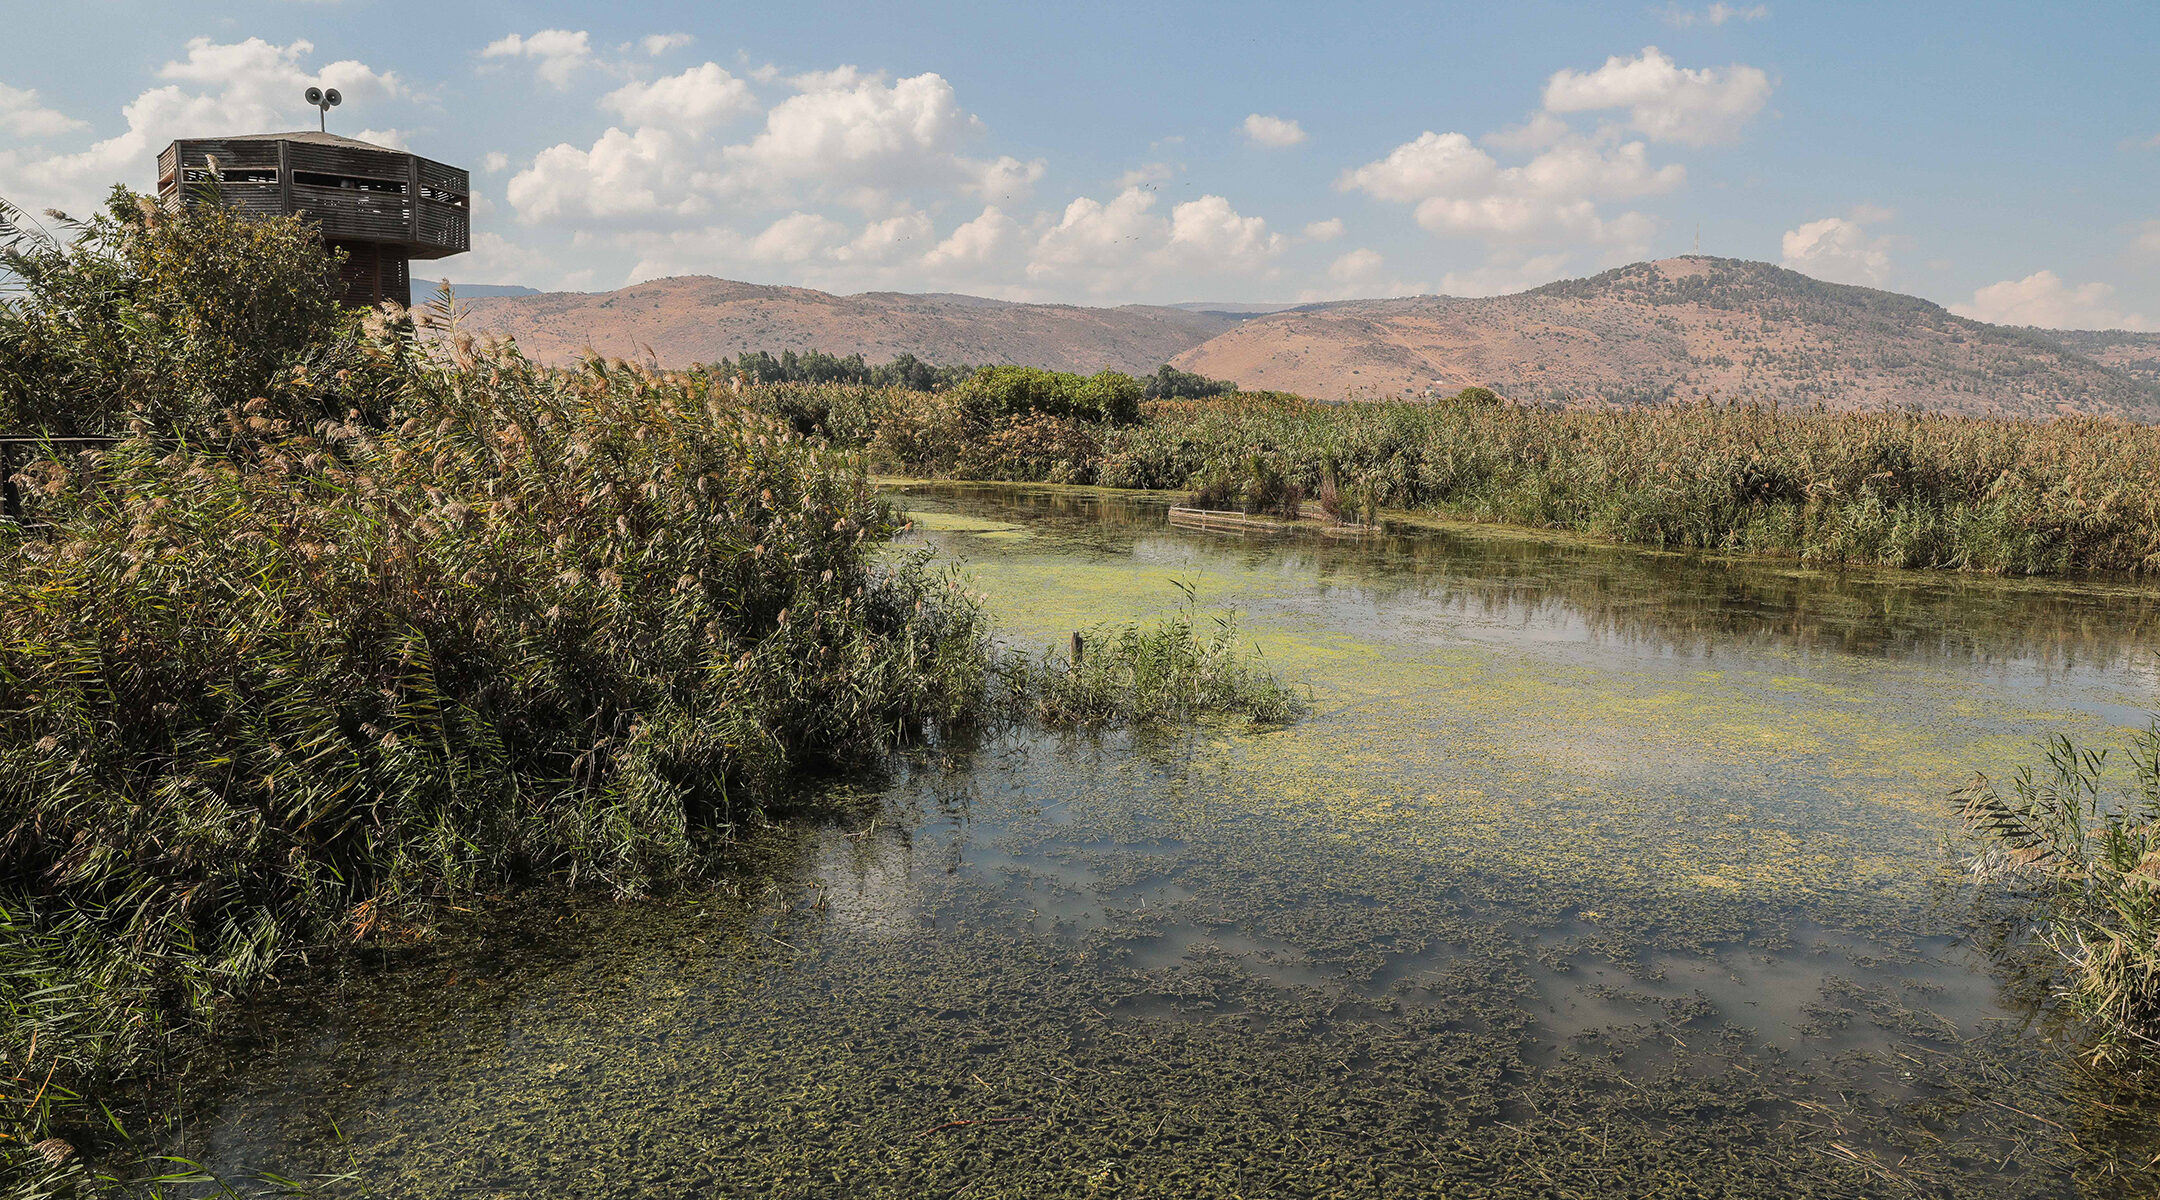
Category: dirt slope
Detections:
[
  {"x1": 1170, "y1": 257, "x2": 2160, "y2": 418},
  {"x1": 457, "y1": 276, "x2": 1240, "y2": 375}
]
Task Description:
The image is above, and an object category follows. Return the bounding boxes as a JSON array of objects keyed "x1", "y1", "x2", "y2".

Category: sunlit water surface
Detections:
[{"x1": 177, "y1": 485, "x2": 2160, "y2": 1198}]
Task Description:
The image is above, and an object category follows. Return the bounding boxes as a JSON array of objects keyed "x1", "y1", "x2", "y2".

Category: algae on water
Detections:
[{"x1": 161, "y1": 483, "x2": 2160, "y2": 1198}]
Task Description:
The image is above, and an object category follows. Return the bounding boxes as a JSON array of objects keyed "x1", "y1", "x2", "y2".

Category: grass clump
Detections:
[
  {"x1": 1959, "y1": 722, "x2": 2160, "y2": 1062},
  {"x1": 1014, "y1": 585, "x2": 1305, "y2": 729}
]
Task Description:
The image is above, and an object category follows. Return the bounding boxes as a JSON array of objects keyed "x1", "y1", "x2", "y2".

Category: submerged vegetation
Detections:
[
  {"x1": 1961, "y1": 722, "x2": 2160, "y2": 1062},
  {"x1": 0, "y1": 190, "x2": 1295, "y2": 1192}
]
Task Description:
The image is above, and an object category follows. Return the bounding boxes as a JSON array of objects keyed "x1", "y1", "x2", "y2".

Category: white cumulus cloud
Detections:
[
  {"x1": 1030, "y1": 188, "x2": 1163, "y2": 284},
  {"x1": 715, "y1": 70, "x2": 1035, "y2": 206},
  {"x1": 601, "y1": 63, "x2": 756, "y2": 136},
  {"x1": 1339, "y1": 129, "x2": 1678, "y2": 247},
  {"x1": 1780, "y1": 215, "x2": 1891, "y2": 286},
  {"x1": 508, "y1": 126, "x2": 701, "y2": 223},
  {"x1": 970, "y1": 154, "x2": 1045, "y2": 201},
  {"x1": 509, "y1": 68, "x2": 1038, "y2": 228},
  {"x1": 5, "y1": 37, "x2": 401, "y2": 218},
  {"x1": 641, "y1": 33, "x2": 694, "y2": 56},
  {"x1": 834, "y1": 209, "x2": 933, "y2": 263},
  {"x1": 1328, "y1": 248, "x2": 1384, "y2": 284},
  {"x1": 1950, "y1": 271, "x2": 2155, "y2": 331},
  {"x1": 922, "y1": 206, "x2": 1022, "y2": 271},
  {"x1": 481, "y1": 30, "x2": 593, "y2": 89},
  {"x1": 748, "y1": 211, "x2": 848, "y2": 263},
  {"x1": 1166, "y1": 194, "x2": 1288, "y2": 267},
  {"x1": 1027, "y1": 187, "x2": 1284, "y2": 294},
  {"x1": 1542, "y1": 46, "x2": 1771, "y2": 146},
  {"x1": 1242, "y1": 114, "x2": 1307, "y2": 148},
  {"x1": 1304, "y1": 218, "x2": 1345, "y2": 241},
  {"x1": 0, "y1": 82, "x2": 85, "y2": 139}
]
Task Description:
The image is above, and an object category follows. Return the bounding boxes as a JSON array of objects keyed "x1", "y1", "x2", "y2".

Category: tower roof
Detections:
[{"x1": 199, "y1": 130, "x2": 406, "y2": 152}]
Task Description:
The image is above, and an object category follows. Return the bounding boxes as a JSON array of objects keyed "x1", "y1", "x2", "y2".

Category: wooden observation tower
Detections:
[{"x1": 155, "y1": 130, "x2": 469, "y2": 308}]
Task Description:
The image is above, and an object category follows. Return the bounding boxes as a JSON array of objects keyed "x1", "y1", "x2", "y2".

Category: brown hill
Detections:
[
  {"x1": 2046, "y1": 330, "x2": 2160, "y2": 387},
  {"x1": 1170, "y1": 257, "x2": 2160, "y2": 419},
  {"x1": 457, "y1": 276, "x2": 1240, "y2": 375}
]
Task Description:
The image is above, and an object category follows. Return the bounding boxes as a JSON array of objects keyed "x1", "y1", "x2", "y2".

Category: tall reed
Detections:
[
  {"x1": 0, "y1": 324, "x2": 997, "y2": 1191},
  {"x1": 1959, "y1": 723, "x2": 2160, "y2": 1063},
  {"x1": 835, "y1": 386, "x2": 2160, "y2": 577}
]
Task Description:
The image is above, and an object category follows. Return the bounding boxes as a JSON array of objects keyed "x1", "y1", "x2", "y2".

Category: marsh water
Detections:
[{"x1": 178, "y1": 484, "x2": 2160, "y2": 1198}]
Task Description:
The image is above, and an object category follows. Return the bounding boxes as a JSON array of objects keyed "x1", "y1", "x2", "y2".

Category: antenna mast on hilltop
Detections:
[{"x1": 1694, "y1": 223, "x2": 1700, "y2": 255}]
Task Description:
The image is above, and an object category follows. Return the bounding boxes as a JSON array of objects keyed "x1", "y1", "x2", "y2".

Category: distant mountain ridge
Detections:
[
  {"x1": 457, "y1": 259, "x2": 2160, "y2": 419},
  {"x1": 1170, "y1": 258, "x2": 2160, "y2": 419},
  {"x1": 457, "y1": 276, "x2": 1240, "y2": 377}
]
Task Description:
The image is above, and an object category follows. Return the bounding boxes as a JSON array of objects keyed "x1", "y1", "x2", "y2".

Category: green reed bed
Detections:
[
  {"x1": 1960, "y1": 721, "x2": 2160, "y2": 1063},
  {"x1": 774, "y1": 380, "x2": 2160, "y2": 577}
]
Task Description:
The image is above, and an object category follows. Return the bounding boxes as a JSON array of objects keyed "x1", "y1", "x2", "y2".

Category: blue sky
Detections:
[{"x1": 3, "y1": 1, "x2": 2155, "y2": 326}]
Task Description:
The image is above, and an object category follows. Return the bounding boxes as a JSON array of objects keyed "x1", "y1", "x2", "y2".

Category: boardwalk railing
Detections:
[{"x1": 1166, "y1": 503, "x2": 1376, "y2": 537}]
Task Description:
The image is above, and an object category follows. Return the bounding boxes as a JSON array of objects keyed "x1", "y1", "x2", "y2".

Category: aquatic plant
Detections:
[
  {"x1": 1959, "y1": 722, "x2": 2160, "y2": 1062},
  {"x1": 0, "y1": 190, "x2": 1311, "y2": 1192},
  {"x1": 1012, "y1": 585, "x2": 1305, "y2": 728}
]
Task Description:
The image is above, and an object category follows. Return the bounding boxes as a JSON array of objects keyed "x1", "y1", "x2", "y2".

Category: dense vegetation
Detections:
[
  {"x1": 0, "y1": 190, "x2": 994, "y2": 1193},
  {"x1": 1, "y1": 189, "x2": 380, "y2": 438},
  {"x1": 1142, "y1": 364, "x2": 1237, "y2": 400},
  {"x1": 715, "y1": 347, "x2": 974, "y2": 392},
  {"x1": 1961, "y1": 722, "x2": 2160, "y2": 1061},
  {"x1": 763, "y1": 383, "x2": 2160, "y2": 576},
  {"x1": 0, "y1": 190, "x2": 1294, "y2": 1193},
  {"x1": 1014, "y1": 585, "x2": 1303, "y2": 728}
]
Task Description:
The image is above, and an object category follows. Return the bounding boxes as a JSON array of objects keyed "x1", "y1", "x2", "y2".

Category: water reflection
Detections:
[{"x1": 898, "y1": 481, "x2": 2160, "y2": 675}]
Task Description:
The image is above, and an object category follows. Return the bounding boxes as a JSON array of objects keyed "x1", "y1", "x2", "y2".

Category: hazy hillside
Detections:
[
  {"x1": 1171, "y1": 257, "x2": 2160, "y2": 419},
  {"x1": 2047, "y1": 329, "x2": 2160, "y2": 387},
  {"x1": 454, "y1": 260, "x2": 2159, "y2": 419},
  {"x1": 458, "y1": 276, "x2": 1239, "y2": 375}
]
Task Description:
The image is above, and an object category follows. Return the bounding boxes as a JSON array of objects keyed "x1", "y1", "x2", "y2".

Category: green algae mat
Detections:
[{"x1": 173, "y1": 484, "x2": 2160, "y2": 1198}]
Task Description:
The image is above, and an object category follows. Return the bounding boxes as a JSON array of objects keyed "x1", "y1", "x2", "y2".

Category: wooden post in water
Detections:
[{"x1": 1069, "y1": 631, "x2": 1084, "y2": 666}]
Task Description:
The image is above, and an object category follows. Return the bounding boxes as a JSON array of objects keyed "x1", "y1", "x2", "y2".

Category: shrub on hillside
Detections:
[{"x1": 1144, "y1": 364, "x2": 1236, "y2": 400}]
